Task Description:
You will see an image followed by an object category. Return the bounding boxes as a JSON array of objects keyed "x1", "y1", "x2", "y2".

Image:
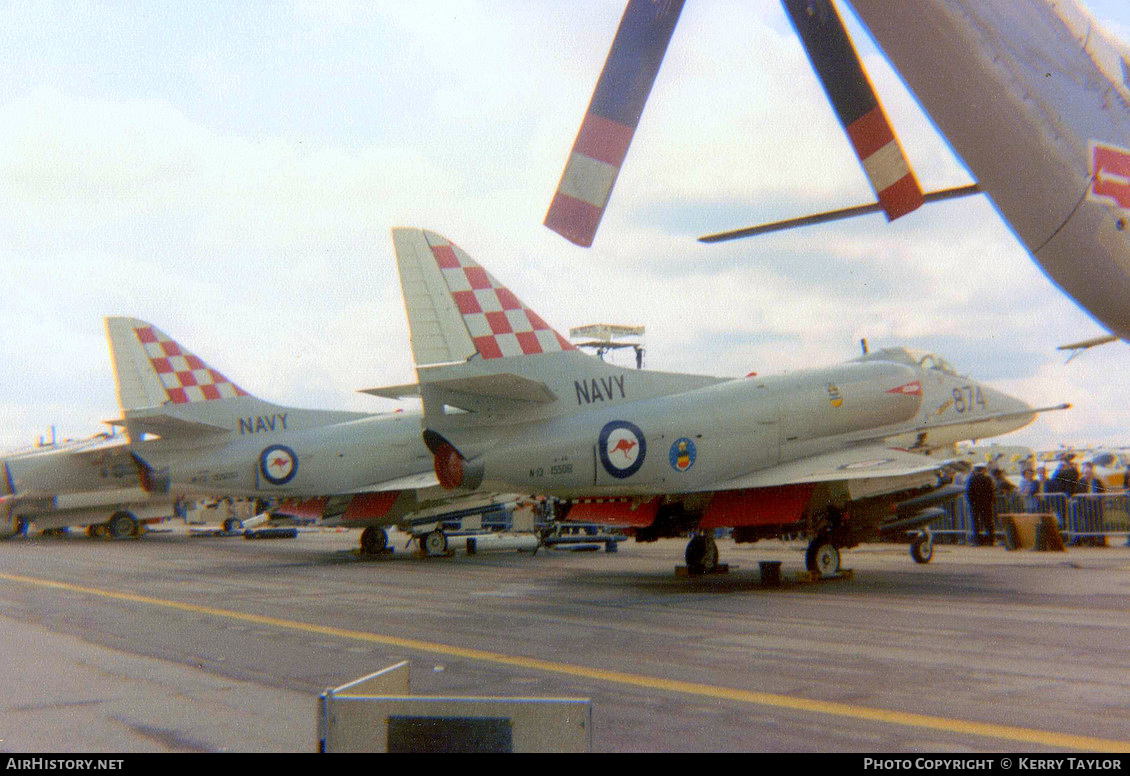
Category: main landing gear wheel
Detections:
[
  {"x1": 422, "y1": 529, "x2": 448, "y2": 557},
  {"x1": 107, "y1": 512, "x2": 138, "y2": 540},
  {"x1": 684, "y1": 534, "x2": 719, "y2": 576},
  {"x1": 910, "y1": 531, "x2": 934, "y2": 564},
  {"x1": 805, "y1": 539, "x2": 841, "y2": 577},
  {"x1": 360, "y1": 526, "x2": 389, "y2": 554},
  {"x1": 222, "y1": 517, "x2": 244, "y2": 533}
]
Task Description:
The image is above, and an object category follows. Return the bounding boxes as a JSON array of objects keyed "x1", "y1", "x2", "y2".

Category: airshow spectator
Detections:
[
  {"x1": 1079, "y1": 462, "x2": 1106, "y2": 494},
  {"x1": 1019, "y1": 468, "x2": 1040, "y2": 512},
  {"x1": 991, "y1": 467, "x2": 1016, "y2": 494},
  {"x1": 1050, "y1": 455, "x2": 1081, "y2": 496},
  {"x1": 966, "y1": 465, "x2": 996, "y2": 545}
]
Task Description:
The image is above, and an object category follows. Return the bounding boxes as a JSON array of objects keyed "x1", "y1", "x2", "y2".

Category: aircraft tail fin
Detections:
[
  {"x1": 391, "y1": 228, "x2": 725, "y2": 438},
  {"x1": 106, "y1": 317, "x2": 252, "y2": 414},
  {"x1": 105, "y1": 317, "x2": 366, "y2": 439},
  {"x1": 393, "y1": 228, "x2": 578, "y2": 368}
]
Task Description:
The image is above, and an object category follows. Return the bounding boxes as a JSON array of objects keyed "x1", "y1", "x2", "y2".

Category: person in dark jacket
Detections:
[
  {"x1": 1079, "y1": 462, "x2": 1106, "y2": 494},
  {"x1": 966, "y1": 465, "x2": 996, "y2": 545},
  {"x1": 1050, "y1": 455, "x2": 1081, "y2": 496}
]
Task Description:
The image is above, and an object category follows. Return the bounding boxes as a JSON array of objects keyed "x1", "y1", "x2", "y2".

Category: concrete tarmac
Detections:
[{"x1": 1, "y1": 526, "x2": 1129, "y2": 753}]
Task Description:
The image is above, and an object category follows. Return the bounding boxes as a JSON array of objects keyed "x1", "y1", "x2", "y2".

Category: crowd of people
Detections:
[{"x1": 950, "y1": 454, "x2": 1130, "y2": 546}]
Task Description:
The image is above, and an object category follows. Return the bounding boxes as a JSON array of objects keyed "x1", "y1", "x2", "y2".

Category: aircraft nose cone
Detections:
[{"x1": 983, "y1": 384, "x2": 1037, "y2": 433}]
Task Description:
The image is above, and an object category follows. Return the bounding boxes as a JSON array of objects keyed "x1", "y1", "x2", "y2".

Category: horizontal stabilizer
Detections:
[
  {"x1": 108, "y1": 412, "x2": 230, "y2": 439},
  {"x1": 360, "y1": 383, "x2": 421, "y2": 400},
  {"x1": 416, "y1": 369, "x2": 557, "y2": 405}
]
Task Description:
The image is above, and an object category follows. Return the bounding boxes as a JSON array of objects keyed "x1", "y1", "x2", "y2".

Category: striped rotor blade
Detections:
[
  {"x1": 545, "y1": 0, "x2": 685, "y2": 247},
  {"x1": 782, "y1": 0, "x2": 923, "y2": 220}
]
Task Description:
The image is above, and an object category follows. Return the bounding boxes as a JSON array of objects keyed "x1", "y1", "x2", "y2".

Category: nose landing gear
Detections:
[{"x1": 805, "y1": 538, "x2": 841, "y2": 577}]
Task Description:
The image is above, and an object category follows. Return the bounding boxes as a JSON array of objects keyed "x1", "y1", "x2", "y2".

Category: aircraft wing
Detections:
[
  {"x1": 356, "y1": 471, "x2": 441, "y2": 493},
  {"x1": 700, "y1": 444, "x2": 944, "y2": 491}
]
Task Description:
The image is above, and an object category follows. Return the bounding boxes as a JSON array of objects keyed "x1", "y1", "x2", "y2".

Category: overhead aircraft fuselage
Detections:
[{"x1": 849, "y1": 0, "x2": 1130, "y2": 341}]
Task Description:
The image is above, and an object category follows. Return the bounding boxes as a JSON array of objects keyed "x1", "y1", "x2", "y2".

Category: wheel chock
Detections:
[
  {"x1": 792, "y1": 568, "x2": 854, "y2": 583},
  {"x1": 353, "y1": 547, "x2": 395, "y2": 560},
  {"x1": 759, "y1": 561, "x2": 783, "y2": 587},
  {"x1": 675, "y1": 563, "x2": 731, "y2": 577}
]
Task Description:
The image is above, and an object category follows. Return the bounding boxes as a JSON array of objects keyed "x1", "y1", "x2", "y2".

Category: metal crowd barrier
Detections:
[{"x1": 934, "y1": 490, "x2": 1130, "y2": 545}]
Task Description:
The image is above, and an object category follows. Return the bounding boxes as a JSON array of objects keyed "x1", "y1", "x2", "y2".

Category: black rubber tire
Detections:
[
  {"x1": 360, "y1": 526, "x2": 389, "y2": 554},
  {"x1": 423, "y1": 530, "x2": 448, "y2": 556},
  {"x1": 910, "y1": 534, "x2": 934, "y2": 564},
  {"x1": 806, "y1": 540, "x2": 840, "y2": 576},
  {"x1": 107, "y1": 512, "x2": 137, "y2": 540}
]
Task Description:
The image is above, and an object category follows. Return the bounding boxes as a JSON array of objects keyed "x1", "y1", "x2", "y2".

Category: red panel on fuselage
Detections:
[
  {"x1": 342, "y1": 492, "x2": 400, "y2": 522},
  {"x1": 273, "y1": 492, "x2": 401, "y2": 523},
  {"x1": 274, "y1": 497, "x2": 328, "y2": 520},
  {"x1": 567, "y1": 498, "x2": 659, "y2": 527},
  {"x1": 698, "y1": 485, "x2": 815, "y2": 530}
]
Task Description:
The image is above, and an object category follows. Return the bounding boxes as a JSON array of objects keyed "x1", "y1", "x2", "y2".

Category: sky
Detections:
[{"x1": 2, "y1": 0, "x2": 1130, "y2": 455}]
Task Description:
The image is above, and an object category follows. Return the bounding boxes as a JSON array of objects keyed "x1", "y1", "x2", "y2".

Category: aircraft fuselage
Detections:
[
  {"x1": 450, "y1": 355, "x2": 1034, "y2": 500},
  {"x1": 849, "y1": 0, "x2": 1130, "y2": 340}
]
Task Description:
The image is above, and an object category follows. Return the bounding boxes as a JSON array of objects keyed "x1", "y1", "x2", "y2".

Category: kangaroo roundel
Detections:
[
  {"x1": 599, "y1": 420, "x2": 646, "y2": 479},
  {"x1": 260, "y1": 445, "x2": 298, "y2": 486}
]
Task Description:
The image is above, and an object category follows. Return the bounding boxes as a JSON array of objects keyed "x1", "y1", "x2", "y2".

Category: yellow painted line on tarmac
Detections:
[{"x1": 3, "y1": 571, "x2": 1128, "y2": 752}]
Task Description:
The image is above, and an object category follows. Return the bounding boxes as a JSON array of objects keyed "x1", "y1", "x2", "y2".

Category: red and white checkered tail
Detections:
[
  {"x1": 105, "y1": 317, "x2": 251, "y2": 412},
  {"x1": 393, "y1": 229, "x2": 577, "y2": 366}
]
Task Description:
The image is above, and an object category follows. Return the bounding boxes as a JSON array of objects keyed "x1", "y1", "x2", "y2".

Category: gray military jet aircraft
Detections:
[
  {"x1": 1, "y1": 432, "x2": 174, "y2": 539},
  {"x1": 105, "y1": 316, "x2": 479, "y2": 555},
  {"x1": 388, "y1": 228, "x2": 1066, "y2": 575}
]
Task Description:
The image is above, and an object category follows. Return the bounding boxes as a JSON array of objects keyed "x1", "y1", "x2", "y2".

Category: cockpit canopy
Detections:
[{"x1": 853, "y1": 347, "x2": 961, "y2": 376}]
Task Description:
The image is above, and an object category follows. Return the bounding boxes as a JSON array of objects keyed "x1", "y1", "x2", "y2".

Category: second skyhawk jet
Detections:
[{"x1": 387, "y1": 228, "x2": 1067, "y2": 575}]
